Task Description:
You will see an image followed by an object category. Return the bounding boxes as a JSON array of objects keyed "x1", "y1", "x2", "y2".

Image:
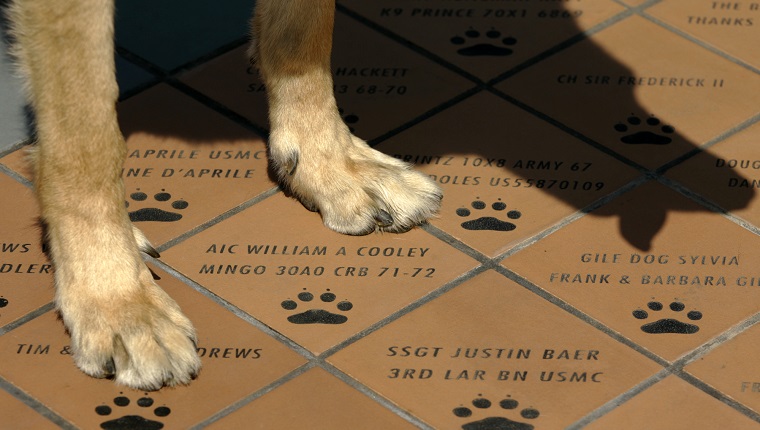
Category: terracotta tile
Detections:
[
  {"x1": 0, "y1": 174, "x2": 53, "y2": 329},
  {"x1": 328, "y1": 270, "x2": 662, "y2": 429},
  {"x1": 161, "y1": 192, "x2": 479, "y2": 355},
  {"x1": 180, "y1": 14, "x2": 473, "y2": 141},
  {"x1": 666, "y1": 120, "x2": 760, "y2": 227},
  {"x1": 649, "y1": 0, "x2": 760, "y2": 69},
  {"x1": 208, "y1": 367, "x2": 417, "y2": 429},
  {"x1": 377, "y1": 91, "x2": 639, "y2": 257},
  {"x1": 503, "y1": 181, "x2": 760, "y2": 362},
  {"x1": 686, "y1": 322, "x2": 760, "y2": 415},
  {"x1": 0, "y1": 264, "x2": 305, "y2": 428},
  {"x1": 0, "y1": 388, "x2": 59, "y2": 430},
  {"x1": 339, "y1": 0, "x2": 626, "y2": 81},
  {"x1": 586, "y1": 376, "x2": 759, "y2": 429},
  {"x1": 118, "y1": 84, "x2": 273, "y2": 246},
  {"x1": 499, "y1": 15, "x2": 760, "y2": 169}
]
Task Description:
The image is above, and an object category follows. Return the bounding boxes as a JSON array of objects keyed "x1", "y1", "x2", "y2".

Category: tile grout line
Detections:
[
  {"x1": 147, "y1": 256, "x2": 316, "y2": 361},
  {"x1": 166, "y1": 37, "x2": 250, "y2": 77},
  {"x1": 309, "y1": 183, "x2": 697, "y2": 429},
  {"x1": 0, "y1": 160, "x2": 32, "y2": 189},
  {"x1": 488, "y1": 149, "x2": 760, "y2": 426},
  {"x1": 495, "y1": 175, "x2": 651, "y2": 262},
  {"x1": 488, "y1": 87, "x2": 651, "y2": 175},
  {"x1": 611, "y1": 0, "x2": 663, "y2": 8},
  {"x1": 368, "y1": 85, "x2": 483, "y2": 147},
  {"x1": 339, "y1": 3, "x2": 645, "y2": 158},
  {"x1": 155, "y1": 244, "x2": 486, "y2": 428},
  {"x1": 189, "y1": 362, "x2": 318, "y2": 429},
  {"x1": 674, "y1": 311, "x2": 760, "y2": 370},
  {"x1": 319, "y1": 264, "x2": 492, "y2": 359},
  {"x1": 115, "y1": 46, "x2": 274, "y2": 140},
  {"x1": 113, "y1": 47, "x2": 166, "y2": 103},
  {"x1": 317, "y1": 360, "x2": 435, "y2": 430},
  {"x1": 166, "y1": 77, "x2": 271, "y2": 138},
  {"x1": 674, "y1": 370, "x2": 760, "y2": 424},
  {"x1": 119, "y1": 4, "x2": 489, "y2": 154},
  {"x1": 0, "y1": 138, "x2": 32, "y2": 160},
  {"x1": 419, "y1": 222, "x2": 493, "y2": 265},
  {"x1": 326, "y1": 4, "x2": 634, "y2": 172},
  {"x1": 669, "y1": 313, "x2": 760, "y2": 423},
  {"x1": 638, "y1": 11, "x2": 760, "y2": 77},
  {"x1": 566, "y1": 368, "x2": 672, "y2": 429},
  {"x1": 0, "y1": 302, "x2": 54, "y2": 337},
  {"x1": 115, "y1": 34, "x2": 251, "y2": 88},
  {"x1": 569, "y1": 299, "x2": 760, "y2": 427},
  {"x1": 490, "y1": 258, "x2": 760, "y2": 427},
  {"x1": 655, "y1": 112, "x2": 760, "y2": 175},
  {"x1": 0, "y1": 375, "x2": 77, "y2": 430},
  {"x1": 488, "y1": 6, "x2": 637, "y2": 85},
  {"x1": 155, "y1": 185, "x2": 281, "y2": 253},
  {"x1": 491, "y1": 0, "x2": 709, "y2": 89},
  {"x1": 156, "y1": 249, "x2": 485, "y2": 428},
  {"x1": 114, "y1": 46, "x2": 168, "y2": 79},
  {"x1": 492, "y1": 265, "x2": 671, "y2": 368},
  {"x1": 657, "y1": 175, "x2": 760, "y2": 238},
  {"x1": 335, "y1": 3, "x2": 485, "y2": 86}
]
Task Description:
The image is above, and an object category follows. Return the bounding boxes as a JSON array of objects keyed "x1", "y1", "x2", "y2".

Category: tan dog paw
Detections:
[
  {"x1": 60, "y1": 266, "x2": 200, "y2": 391},
  {"x1": 271, "y1": 130, "x2": 442, "y2": 235}
]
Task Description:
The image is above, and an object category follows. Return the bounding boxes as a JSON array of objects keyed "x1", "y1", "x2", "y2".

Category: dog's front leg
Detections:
[
  {"x1": 252, "y1": 0, "x2": 442, "y2": 235},
  {"x1": 9, "y1": 0, "x2": 200, "y2": 390}
]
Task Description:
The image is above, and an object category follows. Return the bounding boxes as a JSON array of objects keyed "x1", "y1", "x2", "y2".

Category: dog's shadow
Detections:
[{"x1": 3, "y1": 1, "x2": 755, "y2": 251}]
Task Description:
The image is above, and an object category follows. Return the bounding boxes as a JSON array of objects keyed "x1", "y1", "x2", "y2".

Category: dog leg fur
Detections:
[
  {"x1": 8, "y1": 0, "x2": 200, "y2": 390},
  {"x1": 7, "y1": 0, "x2": 439, "y2": 389},
  {"x1": 252, "y1": 0, "x2": 442, "y2": 235}
]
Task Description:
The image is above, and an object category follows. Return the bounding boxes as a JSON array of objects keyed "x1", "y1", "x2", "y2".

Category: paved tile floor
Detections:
[{"x1": 1, "y1": 0, "x2": 760, "y2": 428}]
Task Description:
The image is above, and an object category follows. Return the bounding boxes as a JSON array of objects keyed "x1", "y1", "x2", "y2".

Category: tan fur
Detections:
[{"x1": 8, "y1": 0, "x2": 440, "y2": 390}]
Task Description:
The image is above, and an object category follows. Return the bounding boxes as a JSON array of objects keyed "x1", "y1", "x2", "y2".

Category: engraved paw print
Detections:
[
  {"x1": 281, "y1": 289, "x2": 353, "y2": 324},
  {"x1": 126, "y1": 189, "x2": 189, "y2": 222},
  {"x1": 614, "y1": 115, "x2": 675, "y2": 145},
  {"x1": 633, "y1": 300, "x2": 702, "y2": 334},
  {"x1": 456, "y1": 198, "x2": 521, "y2": 231},
  {"x1": 95, "y1": 394, "x2": 170, "y2": 429},
  {"x1": 453, "y1": 395, "x2": 539, "y2": 430},
  {"x1": 451, "y1": 28, "x2": 517, "y2": 56}
]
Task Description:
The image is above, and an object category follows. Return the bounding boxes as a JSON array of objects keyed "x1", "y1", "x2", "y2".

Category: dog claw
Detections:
[
  {"x1": 284, "y1": 152, "x2": 298, "y2": 176},
  {"x1": 104, "y1": 358, "x2": 116, "y2": 376},
  {"x1": 301, "y1": 199, "x2": 319, "y2": 212},
  {"x1": 375, "y1": 210, "x2": 394, "y2": 227},
  {"x1": 142, "y1": 244, "x2": 160, "y2": 258}
]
